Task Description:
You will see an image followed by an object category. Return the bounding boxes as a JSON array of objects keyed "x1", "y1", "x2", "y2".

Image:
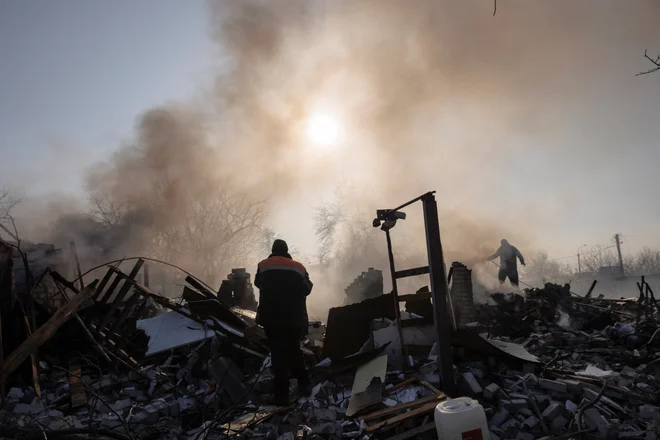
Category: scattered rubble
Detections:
[{"x1": 2, "y1": 239, "x2": 660, "y2": 440}]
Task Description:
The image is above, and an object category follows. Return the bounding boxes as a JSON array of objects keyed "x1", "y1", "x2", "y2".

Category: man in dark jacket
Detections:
[
  {"x1": 488, "y1": 238, "x2": 526, "y2": 287},
  {"x1": 254, "y1": 239, "x2": 313, "y2": 405}
]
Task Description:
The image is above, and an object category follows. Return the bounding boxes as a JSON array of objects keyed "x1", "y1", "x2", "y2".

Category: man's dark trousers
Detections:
[{"x1": 265, "y1": 327, "x2": 309, "y2": 399}]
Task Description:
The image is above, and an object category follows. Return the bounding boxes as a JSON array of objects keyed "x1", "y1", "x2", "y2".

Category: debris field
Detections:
[{"x1": 1, "y1": 239, "x2": 660, "y2": 440}]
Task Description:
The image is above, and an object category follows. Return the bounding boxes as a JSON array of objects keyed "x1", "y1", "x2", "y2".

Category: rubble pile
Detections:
[
  {"x1": 461, "y1": 282, "x2": 660, "y2": 439},
  {"x1": 3, "y1": 239, "x2": 660, "y2": 440}
]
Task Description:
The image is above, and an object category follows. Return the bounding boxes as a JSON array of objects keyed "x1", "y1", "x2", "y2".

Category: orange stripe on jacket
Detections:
[{"x1": 258, "y1": 256, "x2": 307, "y2": 275}]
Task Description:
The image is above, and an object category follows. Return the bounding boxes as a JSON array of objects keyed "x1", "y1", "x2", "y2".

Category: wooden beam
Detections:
[
  {"x1": 92, "y1": 268, "x2": 115, "y2": 301},
  {"x1": 394, "y1": 266, "x2": 429, "y2": 279},
  {"x1": 365, "y1": 400, "x2": 439, "y2": 433},
  {"x1": 70, "y1": 242, "x2": 85, "y2": 291},
  {"x1": 362, "y1": 394, "x2": 445, "y2": 421},
  {"x1": 22, "y1": 315, "x2": 41, "y2": 397},
  {"x1": 1, "y1": 280, "x2": 98, "y2": 379},
  {"x1": 397, "y1": 292, "x2": 432, "y2": 302}
]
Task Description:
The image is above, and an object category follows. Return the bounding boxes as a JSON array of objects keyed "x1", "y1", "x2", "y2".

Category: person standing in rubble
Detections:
[
  {"x1": 255, "y1": 239, "x2": 313, "y2": 405},
  {"x1": 487, "y1": 239, "x2": 526, "y2": 287}
]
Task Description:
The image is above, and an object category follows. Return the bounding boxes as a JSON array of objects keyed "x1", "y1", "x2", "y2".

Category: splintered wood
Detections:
[{"x1": 0, "y1": 280, "x2": 98, "y2": 379}]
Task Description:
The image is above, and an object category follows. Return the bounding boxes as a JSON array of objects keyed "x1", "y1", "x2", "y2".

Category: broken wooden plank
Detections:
[
  {"x1": 69, "y1": 361, "x2": 87, "y2": 408},
  {"x1": 365, "y1": 400, "x2": 439, "y2": 433},
  {"x1": 92, "y1": 267, "x2": 115, "y2": 301},
  {"x1": 362, "y1": 393, "x2": 445, "y2": 421},
  {"x1": 382, "y1": 422, "x2": 436, "y2": 440},
  {"x1": 22, "y1": 315, "x2": 41, "y2": 397},
  {"x1": 1, "y1": 280, "x2": 98, "y2": 379},
  {"x1": 109, "y1": 289, "x2": 141, "y2": 334},
  {"x1": 97, "y1": 260, "x2": 144, "y2": 330},
  {"x1": 50, "y1": 273, "x2": 111, "y2": 362}
]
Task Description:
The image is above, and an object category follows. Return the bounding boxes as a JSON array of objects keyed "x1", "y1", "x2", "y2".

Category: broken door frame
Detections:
[{"x1": 374, "y1": 191, "x2": 456, "y2": 396}]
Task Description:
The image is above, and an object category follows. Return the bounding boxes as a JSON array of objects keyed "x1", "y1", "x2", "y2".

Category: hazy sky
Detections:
[
  {"x1": 1, "y1": 0, "x2": 660, "y2": 266},
  {"x1": 0, "y1": 0, "x2": 214, "y2": 194}
]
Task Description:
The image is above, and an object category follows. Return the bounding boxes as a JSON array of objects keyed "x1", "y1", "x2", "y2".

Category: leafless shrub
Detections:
[{"x1": 637, "y1": 50, "x2": 660, "y2": 76}]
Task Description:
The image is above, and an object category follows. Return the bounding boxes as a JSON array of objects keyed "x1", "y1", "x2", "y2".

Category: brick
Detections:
[
  {"x1": 539, "y1": 379, "x2": 568, "y2": 394},
  {"x1": 558, "y1": 379, "x2": 582, "y2": 392},
  {"x1": 565, "y1": 400, "x2": 578, "y2": 414},
  {"x1": 491, "y1": 408, "x2": 510, "y2": 427},
  {"x1": 463, "y1": 372, "x2": 483, "y2": 395},
  {"x1": 484, "y1": 383, "x2": 500, "y2": 400},
  {"x1": 542, "y1": 403, "x2": 563, "y2": 421},
  {"x1": 522, "y1": 416, "x2": 540, "y2": 430},
  {"x1": 550, "y1": 416, "x2": 568, "y2": 434},
  {"x1": 584, "y1": 408, "x2": 614, "y2": 438},
  {"x1": 502, "y1": 399, "x2": 529, "y2": 411}
]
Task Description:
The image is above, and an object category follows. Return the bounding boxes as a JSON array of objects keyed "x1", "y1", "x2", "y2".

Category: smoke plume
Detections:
[{"x1": 28, "y1": 0, "x2": 660, "y2": 311}]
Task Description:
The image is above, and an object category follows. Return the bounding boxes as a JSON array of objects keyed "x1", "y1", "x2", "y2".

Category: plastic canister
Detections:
[{"x1": 434, "y1": 397, "x2": 489, "y2": 440}]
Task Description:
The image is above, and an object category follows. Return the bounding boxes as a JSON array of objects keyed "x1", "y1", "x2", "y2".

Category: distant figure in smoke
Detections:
[
  {"x1": 255, "y1": 239, "x2": 313, "y2": 405},
  {"x1": 487, "y1": 239, "x2": 526, "y2": 287}
]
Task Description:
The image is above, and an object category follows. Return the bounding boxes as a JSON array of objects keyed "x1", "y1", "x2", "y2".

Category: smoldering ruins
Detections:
[{"x1": 2, "y1": 0, "x2": 660, "y2": 439}]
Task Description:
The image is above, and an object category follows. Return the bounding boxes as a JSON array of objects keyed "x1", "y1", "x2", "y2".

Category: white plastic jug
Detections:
[{"x1": 434, "y1": 397, "x2": 490, "y2": 440}]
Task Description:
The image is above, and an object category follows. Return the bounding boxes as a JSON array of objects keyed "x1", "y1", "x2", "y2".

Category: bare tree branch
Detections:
[
  {"x1": 493, "y1": 0, "x2": 497, "y2": 16},
  {"x1": 636, "y1": 50, "x2": 660, "y2": 76}
]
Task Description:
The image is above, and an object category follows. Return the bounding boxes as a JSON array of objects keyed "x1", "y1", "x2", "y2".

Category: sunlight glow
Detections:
[{"x1": 305, "y1": 112, "x2": 341, "y2": 147}]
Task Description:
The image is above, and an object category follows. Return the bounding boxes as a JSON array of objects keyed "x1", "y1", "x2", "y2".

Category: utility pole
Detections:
[
  {"x1": 615, "y1": 234, "x2": 625, "y2": 277},
  {"x1": 577, "y1": 244, "x2": 587, "y2": 274}
]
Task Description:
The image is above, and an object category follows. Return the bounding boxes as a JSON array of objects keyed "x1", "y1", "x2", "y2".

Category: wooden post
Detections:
[
  {"x1": 22, "y1": 315, "x2": 41, "y2": 397},
  {"x1": 70, "y1": 242, "x2": 85, "y2": 291},
  {"x1": 1, "y1": 280, "x2": 98, "y2": 379}
]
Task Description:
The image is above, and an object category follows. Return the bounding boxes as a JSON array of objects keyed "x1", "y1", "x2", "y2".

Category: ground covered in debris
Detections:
[{"x1": 2, "y1": 246, "x2": 660, "y2": 439}]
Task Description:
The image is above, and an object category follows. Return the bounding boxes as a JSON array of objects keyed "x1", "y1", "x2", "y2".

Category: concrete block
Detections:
[
  {"x1": 502, "y1": 399, "x2": 529, "y2": 411},
  {"x1": 501, "y1": 418, "x2": 520, "y2": 432},
  {"x1": 489, "y1": 431, "x2": 501, "y2": 440},
  {"x1": 313, "y1": 408, "x2": 337, "y2": 422},
  {"x1": 490, "y1": 408, "x2": 510, "y2": 427},
  {"x1": 312, "y1": 422, "x2": 337, "y2": 435},
  {"x1": 539, "y1": 379, "x2": 568, "y2": 394},
  {"x1": 565, "y1": 400, "x2": 578, "y2": 414},
  {"x1": 584, "y1": 408, "x2": 614, "y2": 438},
  {"x1": 638, "y1": 405, "x2": 660, "y2": 421},
  {"x1": 516, "y1": 433, "x2": 534, "y2": 440},
  {"x1": 7, "y1": 387, "x2": 24, "y2": 401},
  {"x1": 484, "y1": 383, "x2": 500, "y2": 400},
  {"x1": 550, "y1": 416, "x2": 568, "y2": 434},
  {"x1": 463, "y1": 372, "x2": 483, "y2": 395},
  {"x1": 558, "y1": 379, "x2": 582, "y2": 392},
  {"x1": 523, "y1": 373, "x2": 539, "y2": 386},
  {"x1": 518, "y1": 408, "x2": 534, "y2": 418},
  {"x1": 13, "y1": 403, "x2": 43, "y2": 415},
  {"x1": 110, "y1": 398, "x2": 132, "y2": 413},
  {"x1": 522, "y1": 416, "x2": 540, "y2": 430},
  {"x1": 542, "y1": 403, "x2": 562, "y2": 421}
]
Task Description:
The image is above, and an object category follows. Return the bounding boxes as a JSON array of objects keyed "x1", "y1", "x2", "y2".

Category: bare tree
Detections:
[
  {"x1": 524, "y1": 252, "x2": 572, "y2": 284},
  {"x1": 314, "y1": 202, "x2": 343, "y2": 266},
  {"x1": 637, "y1": 50, "x2": 660, "y2": 76},
  {"x1": 88, "y1": 193, "x2": 127, "y2": 228},
  {"x1": 0, "y1": 186, "x2": 23, "y2": 243}
]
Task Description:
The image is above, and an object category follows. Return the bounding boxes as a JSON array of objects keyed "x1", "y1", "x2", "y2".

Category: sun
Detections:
[{"x1": 305, "y1": 112, "x2": 341, "y2": 147}]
